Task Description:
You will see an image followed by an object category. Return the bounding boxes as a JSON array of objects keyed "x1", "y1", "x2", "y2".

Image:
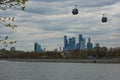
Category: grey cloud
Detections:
[
  {"x1": 25, "y1": 0, "x2": 120, "y2": 15},
  {"x1": 0, "y1": 26, "x2": 15, "y2": 35},
  {"x1": 75, "y1": 0, "x2": 119, "y2": 8},
  {"x1": 1, "y1": 0, "x2": 120, "y2": 51},
  {"x1": 26, "y1": 3, "x2": 69, "y2": 15},
  {"x1": 67, "y1": 29, "x2": 109, "y2": 36},
  {"x1": 40, "y1": 25, "x2": 68, "y2": 31},
  {"x1": 31, "y1": 0, "x2": 66, "y2": 2},
  {"x1": 0, "y1": 10, "x2": 18, "y2": 18},
  {"x1": 0, "y1": 32, "x2": 14, "y2": 35}
]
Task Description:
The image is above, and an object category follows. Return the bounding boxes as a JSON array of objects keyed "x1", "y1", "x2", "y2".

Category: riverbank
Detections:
[{"x1": 6, "y1": 58, "x2": 120, "y2": 63}]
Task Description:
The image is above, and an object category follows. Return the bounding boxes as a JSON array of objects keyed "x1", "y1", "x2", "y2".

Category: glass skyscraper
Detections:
[
  {"x1": 78, "y1": 34, "x2": 86, "y2": 50},
  {"x1": 87, "y1": 37, "x2": 93, "y2": 50},
  {"x1": 63, "y1": 35, "x2": 69, "y2": 51},
  {"x1": 34, "y1": 43, "x2": 42, "y2": 52},
  {"x1": 63, "y1": 34, "x2": 86, "y2": 51},
  {"x1": 68, "y1": 37, "x2": 76, "y2": 50}
]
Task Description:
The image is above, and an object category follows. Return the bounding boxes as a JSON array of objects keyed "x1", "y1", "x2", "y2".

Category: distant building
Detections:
[
  {"x1": 87, "y1": 37, "x2": 93, "y2": 50},
  {"x1": 77, "y1": 34, "x2": 86, "y2": 50},
  {"x1": 63, "y1": 35, "x2": 69, "y2": 51},
  {"x1": 34, "y1": 43, "x2": 42, "y2": 52},
  {"x1": 80, "y1": 38, "x2": 86, "y2": 50},
  {"x1": 10, "y1": 47, "x2": 15, "y2": 51},
  {"x1": 76, "y1": 43, "x2": 79, "y2": 50},
  {"x1": 63, "y1": 34, "x2": 86, "y2": 51},
  {"x1": 63, "y1": 36, "x2": 76, "y2": 51},
  {"x1": 68, "y1": 37, "x2": 76, "y2": 50},
  {"x1": 87, "y1": 37, "x2": 93, "y2": 58}
]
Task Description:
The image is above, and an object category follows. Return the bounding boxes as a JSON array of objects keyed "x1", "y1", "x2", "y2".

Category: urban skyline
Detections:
[
  {"x1": 0, "y1": 32, "x2": 119, "y2": 52},
  {"x1": 34, "y1": 34, "x2": 96, "y2": 52},
  {"x1": 63, "y1": 34, "x2": 99, "y2": 51},
  {"x1": 63, "y1": 34, "x2": 86, "y2": 51}
]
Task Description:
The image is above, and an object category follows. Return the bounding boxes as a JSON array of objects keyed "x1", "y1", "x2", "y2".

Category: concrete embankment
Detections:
[{"x1": 6, "y1": 58, "x2": 120, "y2": 63}]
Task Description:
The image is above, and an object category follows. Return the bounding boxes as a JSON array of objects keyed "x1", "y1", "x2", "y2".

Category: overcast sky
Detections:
[{"x1": 0, "y1": 0, "x2": 120, "y2": 51}]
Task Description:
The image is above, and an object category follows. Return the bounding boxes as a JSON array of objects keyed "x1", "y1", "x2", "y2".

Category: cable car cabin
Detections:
[
  {"x1": 72, "y1": 8, "x2": 78, "y2": 15},
  {"x1": 101, "y1": 14, "x2": 107, "y2": 23},
  {"x1": 102, "y1": 17, "x2": 107, "y2": 22},
  {"x1": 72, "y1": 5, "x2": 78, "y2": 15}
]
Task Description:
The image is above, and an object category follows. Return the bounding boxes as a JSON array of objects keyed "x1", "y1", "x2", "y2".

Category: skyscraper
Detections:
[
  {"x1": 87, "y1": 37, "x2": 93, "y2": 58},
  {"x1": 87, "y1": 37, "x2": 93, "y2": 50},
  {"x1": 78, "y1": 34, "x2": 86, "y2": 50},
  {"x1": 34, "y1": 43, "x2": 42, "y2": 52},
  {"x1": 63, "y1": 35, "x2": 69, "y2": 51},
  {"x1": 76, "y1": 43, "x2": 79, "y2": 50},
  {"x1": 81, "y1": 38, "x2": 86, "y2": 50},
  {"x1": 63, "y1": 34, "x2": 86, "y2": 51},
  {"x1": 68, "y1": 37, "x2": 76, "y2": 50}
]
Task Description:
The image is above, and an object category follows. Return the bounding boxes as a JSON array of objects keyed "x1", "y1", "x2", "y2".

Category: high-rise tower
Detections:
[
  {"x1": 34, "y1": 43, "x2": 42, "y2": 52},
  {"x1": 68, "y1": 37, "x2": 76, "y2": 50},
  {"x1": 78, "y1": 34, "x2": 86, "y2": 50},
  {"x1": 63, "y1": 35, "x2": 69, "y2": 51},
  {"x1": 87, "y1": 37, "x2": 93, "y2": 50},
  {"x1": 63, "y1": 34, "x2": 86, "y2": 51}
]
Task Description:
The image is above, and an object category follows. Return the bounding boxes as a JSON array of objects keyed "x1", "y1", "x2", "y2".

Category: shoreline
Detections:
[{"x1": 5, "y1": 58, "x2": 120, "y2": 63}]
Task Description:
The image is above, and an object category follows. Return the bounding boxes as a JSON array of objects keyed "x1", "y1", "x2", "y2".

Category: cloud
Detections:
[
  {"x1": 77, "y1": 0, "x2": 118, "y2": 7},
  {"x1": 1, "y1": 0, "x2": 120, "y2": 51}
]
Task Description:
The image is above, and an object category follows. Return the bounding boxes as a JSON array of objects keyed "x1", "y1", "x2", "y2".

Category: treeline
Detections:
[
  {"x1": 0, "y1": 47, "x2": 120, "y2": 59},
  {"x1": 64, "y1": 47, "x2": 120, "y2": 59}
]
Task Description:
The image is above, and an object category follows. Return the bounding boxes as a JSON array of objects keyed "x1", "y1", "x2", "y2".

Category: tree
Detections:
[
  {"x1": 0, "y1": 0, "x2": 28, "y2": 47},
  {"x1": 0, "y1": 0, "x2": 28, "y2": 10}
]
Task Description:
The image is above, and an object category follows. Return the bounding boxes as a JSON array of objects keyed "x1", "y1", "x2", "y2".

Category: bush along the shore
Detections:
[{"x1": 0, "y1": 47, "x2": 120, "y2": 59}]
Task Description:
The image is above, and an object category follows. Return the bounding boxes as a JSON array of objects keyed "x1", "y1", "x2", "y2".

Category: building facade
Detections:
[
  {"x1": 68, "y1": 37, "x2": 76, "y2": 50},
  {"x1": 87, "y1": 37, "x2": 93, "y2": 50},
  {"x1": 63, "y1": 35, "x2": 69, "y2": 51},
  {"x1": 63, "y1": 34, "x2": 86, "y2": 51},
  {"x1": 76, "y1": 34, "x2": 86, "y2": 50},
  {"x1": 34, "y1": 43, "x2": 42, "y2": 52}
]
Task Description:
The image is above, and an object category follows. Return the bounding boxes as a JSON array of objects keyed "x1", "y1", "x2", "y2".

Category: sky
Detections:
[{"x1": 0, "y1": 0, "x2": 120, "y2": 51}]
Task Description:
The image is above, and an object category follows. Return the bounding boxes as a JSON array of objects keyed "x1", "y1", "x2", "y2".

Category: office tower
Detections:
[
  {"x1": 79, "y1": 34, "x2": 82, "y2": 42},
  {"x1": 87, "y1": 37, "x2": 93, "y2": 58},
  {"x1": 81, "y1": 38, "x2": 86, "y2": 50},
  {"x1": 63, "y1": 35, "x2": 69, "y2": 51},
  {"x1": 79, "y1": 34, "x2": 82, "y2": 49},
  {"x1": 34, "y1": 43, "x2": 42, "y2": 52},
  {"x1": 63, "y1": 34, "x2": 86, "y2": 51},
  {"x1": 87, "y1": 37, "x2": 93, "y2": 50},
  {"x1": 64, "y1": 35, "x2": 68, "y2": 48},
  {"x1": 76, "y1": 43, "x2": 79, "y2": 50},
  {"x1": 78, "y1": 34, "x2": 86, "y2": 50},
  {"x1": 68, "y1": 37, "x2": 76, "y2": 50}
]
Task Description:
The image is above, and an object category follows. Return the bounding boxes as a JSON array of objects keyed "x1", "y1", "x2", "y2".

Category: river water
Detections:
[{"x1": 0, "y1": 60, "x2": 120, "y2": 80}]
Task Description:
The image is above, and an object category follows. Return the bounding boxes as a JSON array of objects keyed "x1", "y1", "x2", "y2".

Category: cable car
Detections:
[
  {"x1": 101, "y1": 14, "x2": 107, "y2": 23},
  {"x1": 72, "y1": 5, "x2": 78, "y2": 15}
]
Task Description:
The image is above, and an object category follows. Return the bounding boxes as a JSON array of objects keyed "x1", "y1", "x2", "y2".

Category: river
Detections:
[{"x1": 0, "y1": 60, "x2": 120, "y2": 80}]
